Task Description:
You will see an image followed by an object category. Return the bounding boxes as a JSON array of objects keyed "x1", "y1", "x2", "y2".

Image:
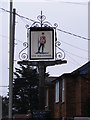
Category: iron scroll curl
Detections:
[
  {"x1": 55, "y1": 41, "x2": 65, "y2": 60},
  {"x1": 19, "y1": 42, "x2": 28, "y2": 60}
]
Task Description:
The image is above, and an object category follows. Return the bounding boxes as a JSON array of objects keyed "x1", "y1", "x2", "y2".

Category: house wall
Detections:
[
  {"x1": 75, "y1": 76, "x2": 82, "y2": 116},
  {"x1": 80, "y1": 76, "x2": 88, "y2": 116},
  {"x1": 80, "y1": 72, "x2": 90, "y2": 116},
  {"x1": 54, "y1": 102, "x2": 59, "y2": 118},
  {"x1": 45, "y1": 84, "x2": 56, "y2": 118},
  {"x1": 48, "y1": 85, "x2": 55, "y2": 118},
  {"x1": 65, "y1": 74, "x2": 90, "y2": 117},
  {"x1": 65, "y1": 76, "x2": 76, "y2": 117},
  {"x1": 53, "y1": 81, "x2": 59, "y2": 118},
  {"x1": 61, "y1": 78, "x2": 66, "y2": 118},
  {"x1": 53, "y1": 78, "x2": 67, "y2": 118},
  {"x1": 63, "y1": 74, "x2": 90, "y2": 118},
  {"x1": 46, "y1": 67, "x2": 90, "y2": 119},
  {"x1": 87, "y1": 70, "x2": 90, "y2": 93}
]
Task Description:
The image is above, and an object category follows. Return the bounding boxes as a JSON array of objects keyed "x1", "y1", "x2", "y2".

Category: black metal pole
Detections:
[
  {"x1": 9, "y1": 8, "x2": 16, "y2": 119},
  {"x1": 9, "y1": 1, "x2": 13, "y2": 118}
]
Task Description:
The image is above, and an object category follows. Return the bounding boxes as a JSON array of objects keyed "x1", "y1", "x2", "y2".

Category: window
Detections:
[
  {"x1": 55, "y1": 81, "x2": 59, "y2": 103},
  {"x1": 62, "y1": 79, "x2": 64, "y2": 103}
]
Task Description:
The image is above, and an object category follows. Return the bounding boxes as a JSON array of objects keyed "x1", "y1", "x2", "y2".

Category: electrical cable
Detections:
[
  {"x1": 0, "y1": 7, "x2": 89, "y2": 63},
  {"x1": 0, "y1": 33, "x2": 89, "y2": 54},
  {"x1": 0, "y1": 34, "x2": 23, "y2": 43},
  {"x1": 40, "y1": 0, "x2": 88, "y2": 5},
  {"x1": 0, "y1": 7, "x2": 35, "y2": 22},
  {"x1": 59, "y1": 39, "x2": 88, "y2": 52},
  {"x1": 0, "y1": 7, "x2": 90, "y2": 41},
  {"x1": 63, "y1": 48, "x2": 88, "y2": 60},
  {"x1": 0, "y1": 33, "x2": 89, "y2": 60},
  {"x1": 57, "y1": 28, "x2": 90, "y2": 41},
  {"x1": 15, "y1": 12, "x2": 35, "y2": 22},
  {"x1": 0, "y1": 34, "x2": 9, "y2": 39},
  {"x1": 65, "y1": 53, "x2": 81, "y2": 66},
  {"x1": 56, "y1": 1, "x2": 88, "y2": 5}
]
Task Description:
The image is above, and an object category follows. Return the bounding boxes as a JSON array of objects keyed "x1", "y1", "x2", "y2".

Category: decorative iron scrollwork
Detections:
[
  {"x1": 19, "y1": 11, "x2": 66, "y2": 60},
  {"x1": 31, "y1": 11, "x2": 53, "y2": 27},
  {"x1": 54, "y1": 23, "x2": 58, "y2": 28},
  {"x1": 55, "y1": 41, "x2": 65, "y2": 60},
  {"x1": 19, "y1": 42, "x2": 28, "y2": 60}
]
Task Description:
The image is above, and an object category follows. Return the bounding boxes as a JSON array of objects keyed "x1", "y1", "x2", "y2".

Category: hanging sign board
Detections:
[{"x1": 29, "y1": 27, "x2": 55, "y2": 61}]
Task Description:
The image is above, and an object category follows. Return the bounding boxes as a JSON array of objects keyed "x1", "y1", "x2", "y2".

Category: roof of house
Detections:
[
  {"x1": 46, "y1": 61, "x2": 90, "y2": 83},
  {"x1": 45, "y1": 77, "x2": 57, "y2": 85},
  {"x1": 72, "y1": 61, "x2": 90, "y2": 75}
]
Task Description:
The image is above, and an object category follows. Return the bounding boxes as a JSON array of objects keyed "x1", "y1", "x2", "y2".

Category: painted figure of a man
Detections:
[{"x1": 38, "y1": 32, "x2": 46, "y2": 53}]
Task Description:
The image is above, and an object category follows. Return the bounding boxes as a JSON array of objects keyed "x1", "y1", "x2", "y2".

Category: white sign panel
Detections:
[{"x1": 30, "y1": 27, "x2": 54, "y2": 60}]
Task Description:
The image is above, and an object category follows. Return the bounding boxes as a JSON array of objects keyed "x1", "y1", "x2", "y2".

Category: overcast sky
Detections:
[{"x1": 0, "y1": 0, "x2": 90, "y2": 96}]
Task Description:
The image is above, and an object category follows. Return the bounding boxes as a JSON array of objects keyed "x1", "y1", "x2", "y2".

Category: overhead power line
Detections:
[
  {"x1": 15, "y1": 12, "x2": 35, "y2": 22},
  {"x1": 57, "y1": 28, "x2": 90, "y2": 41},
  {"x1": 0, "y1": 33, "x2": 87, "y2": 67},
  {"x1": 60, "y1": 39, "x2": 88, "y2": 52},
  {"x1": 57, "y1": 1, "x2": 88, "y2": 5},
  {"x1": 43, "y1": 0, "x2": 87, "y2": 5},
  {"x1": 0, "y1": 7, "x2": 90, "y2": 41},
  {"x1": 63, "y1": 49, "x2": 88, "y2": 60},
  {"x1": 0, "y1": 34, "x2": 23, "y2": 43},
  {"x1": 0, "y1": 32, "x2": 89, "y2": 54},
  {"x1": 0, "y1": 34, "x2": 9, "y2": 39},
  {"x1": 0, "y1": 7, "x2": 35, "y2": 22},
  {"x1": 65, "y1": 53, "x2": 81, "y2": 66}
]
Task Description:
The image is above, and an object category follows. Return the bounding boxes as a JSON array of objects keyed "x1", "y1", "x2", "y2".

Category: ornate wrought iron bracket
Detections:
[
  {"x1": 19, "y1": 42, "x2": 28, "y2": 60},
  {"x1": 19, "y1": 11, "x2": 65, "y2": 60},
  {"x1": 55, "y1": 41, "x2": 65, "y2": 60}
]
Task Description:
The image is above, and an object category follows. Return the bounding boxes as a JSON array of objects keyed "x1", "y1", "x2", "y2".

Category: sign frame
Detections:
[{"x1": 29, "y1": 27, "x2": 55, "y2": 61}]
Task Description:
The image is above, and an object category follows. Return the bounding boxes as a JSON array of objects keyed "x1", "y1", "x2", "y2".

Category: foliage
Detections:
[
  {"x1": 2, "y1": 96, "x2": 9, "y2": 117},
  {"x1": 13, "y1": 64, "x2": 39, "y2": 114}
]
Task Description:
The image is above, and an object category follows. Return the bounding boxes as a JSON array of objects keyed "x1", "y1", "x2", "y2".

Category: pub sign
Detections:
[{"x1": 29, "y1": 27, "x2": 55, "y2": 60}]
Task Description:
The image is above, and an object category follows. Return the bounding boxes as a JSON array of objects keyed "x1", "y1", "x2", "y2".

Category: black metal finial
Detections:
[{"x1": 41, "y1": 11, "x2": 42, "y2": 27}]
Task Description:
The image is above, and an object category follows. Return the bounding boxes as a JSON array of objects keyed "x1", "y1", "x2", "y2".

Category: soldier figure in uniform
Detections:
[{"x1": 38, "y1": 32, "x2": 46, "y2": 53}]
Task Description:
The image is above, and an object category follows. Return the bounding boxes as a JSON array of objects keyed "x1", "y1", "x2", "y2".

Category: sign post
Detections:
[
  {"x1": 38, "y1": 63, "x2": 46, "y2": 110},
  {"x1": 18, "y1": 11, "x2": 67, "y2": 117},
  {"x1": 29, "y1": 26, "x2": 55, "y2": 109}
]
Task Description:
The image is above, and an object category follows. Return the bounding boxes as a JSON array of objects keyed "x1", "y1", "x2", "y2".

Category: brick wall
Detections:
[
  {"x1": 46, "y1": 68, "x2": 90, "y2": 119},
  {"x1": 54, "y1": 102, "x2": 59, "y2": 118},
  {"x1": 48, "y1": 85, "x2": 55, "y2": 118},
  {"x1": 65, "y1": 76, "x2": 76, "y2": 117},
  {"x1": 75, "y1": 76, "x2": 82, "y2": 116},
  {"x1": 53, "y1": 81, "x2": 59, "y2": 118},
  {"x1": 58, "y1": 73, "x2": 90, "y2": 118}
]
